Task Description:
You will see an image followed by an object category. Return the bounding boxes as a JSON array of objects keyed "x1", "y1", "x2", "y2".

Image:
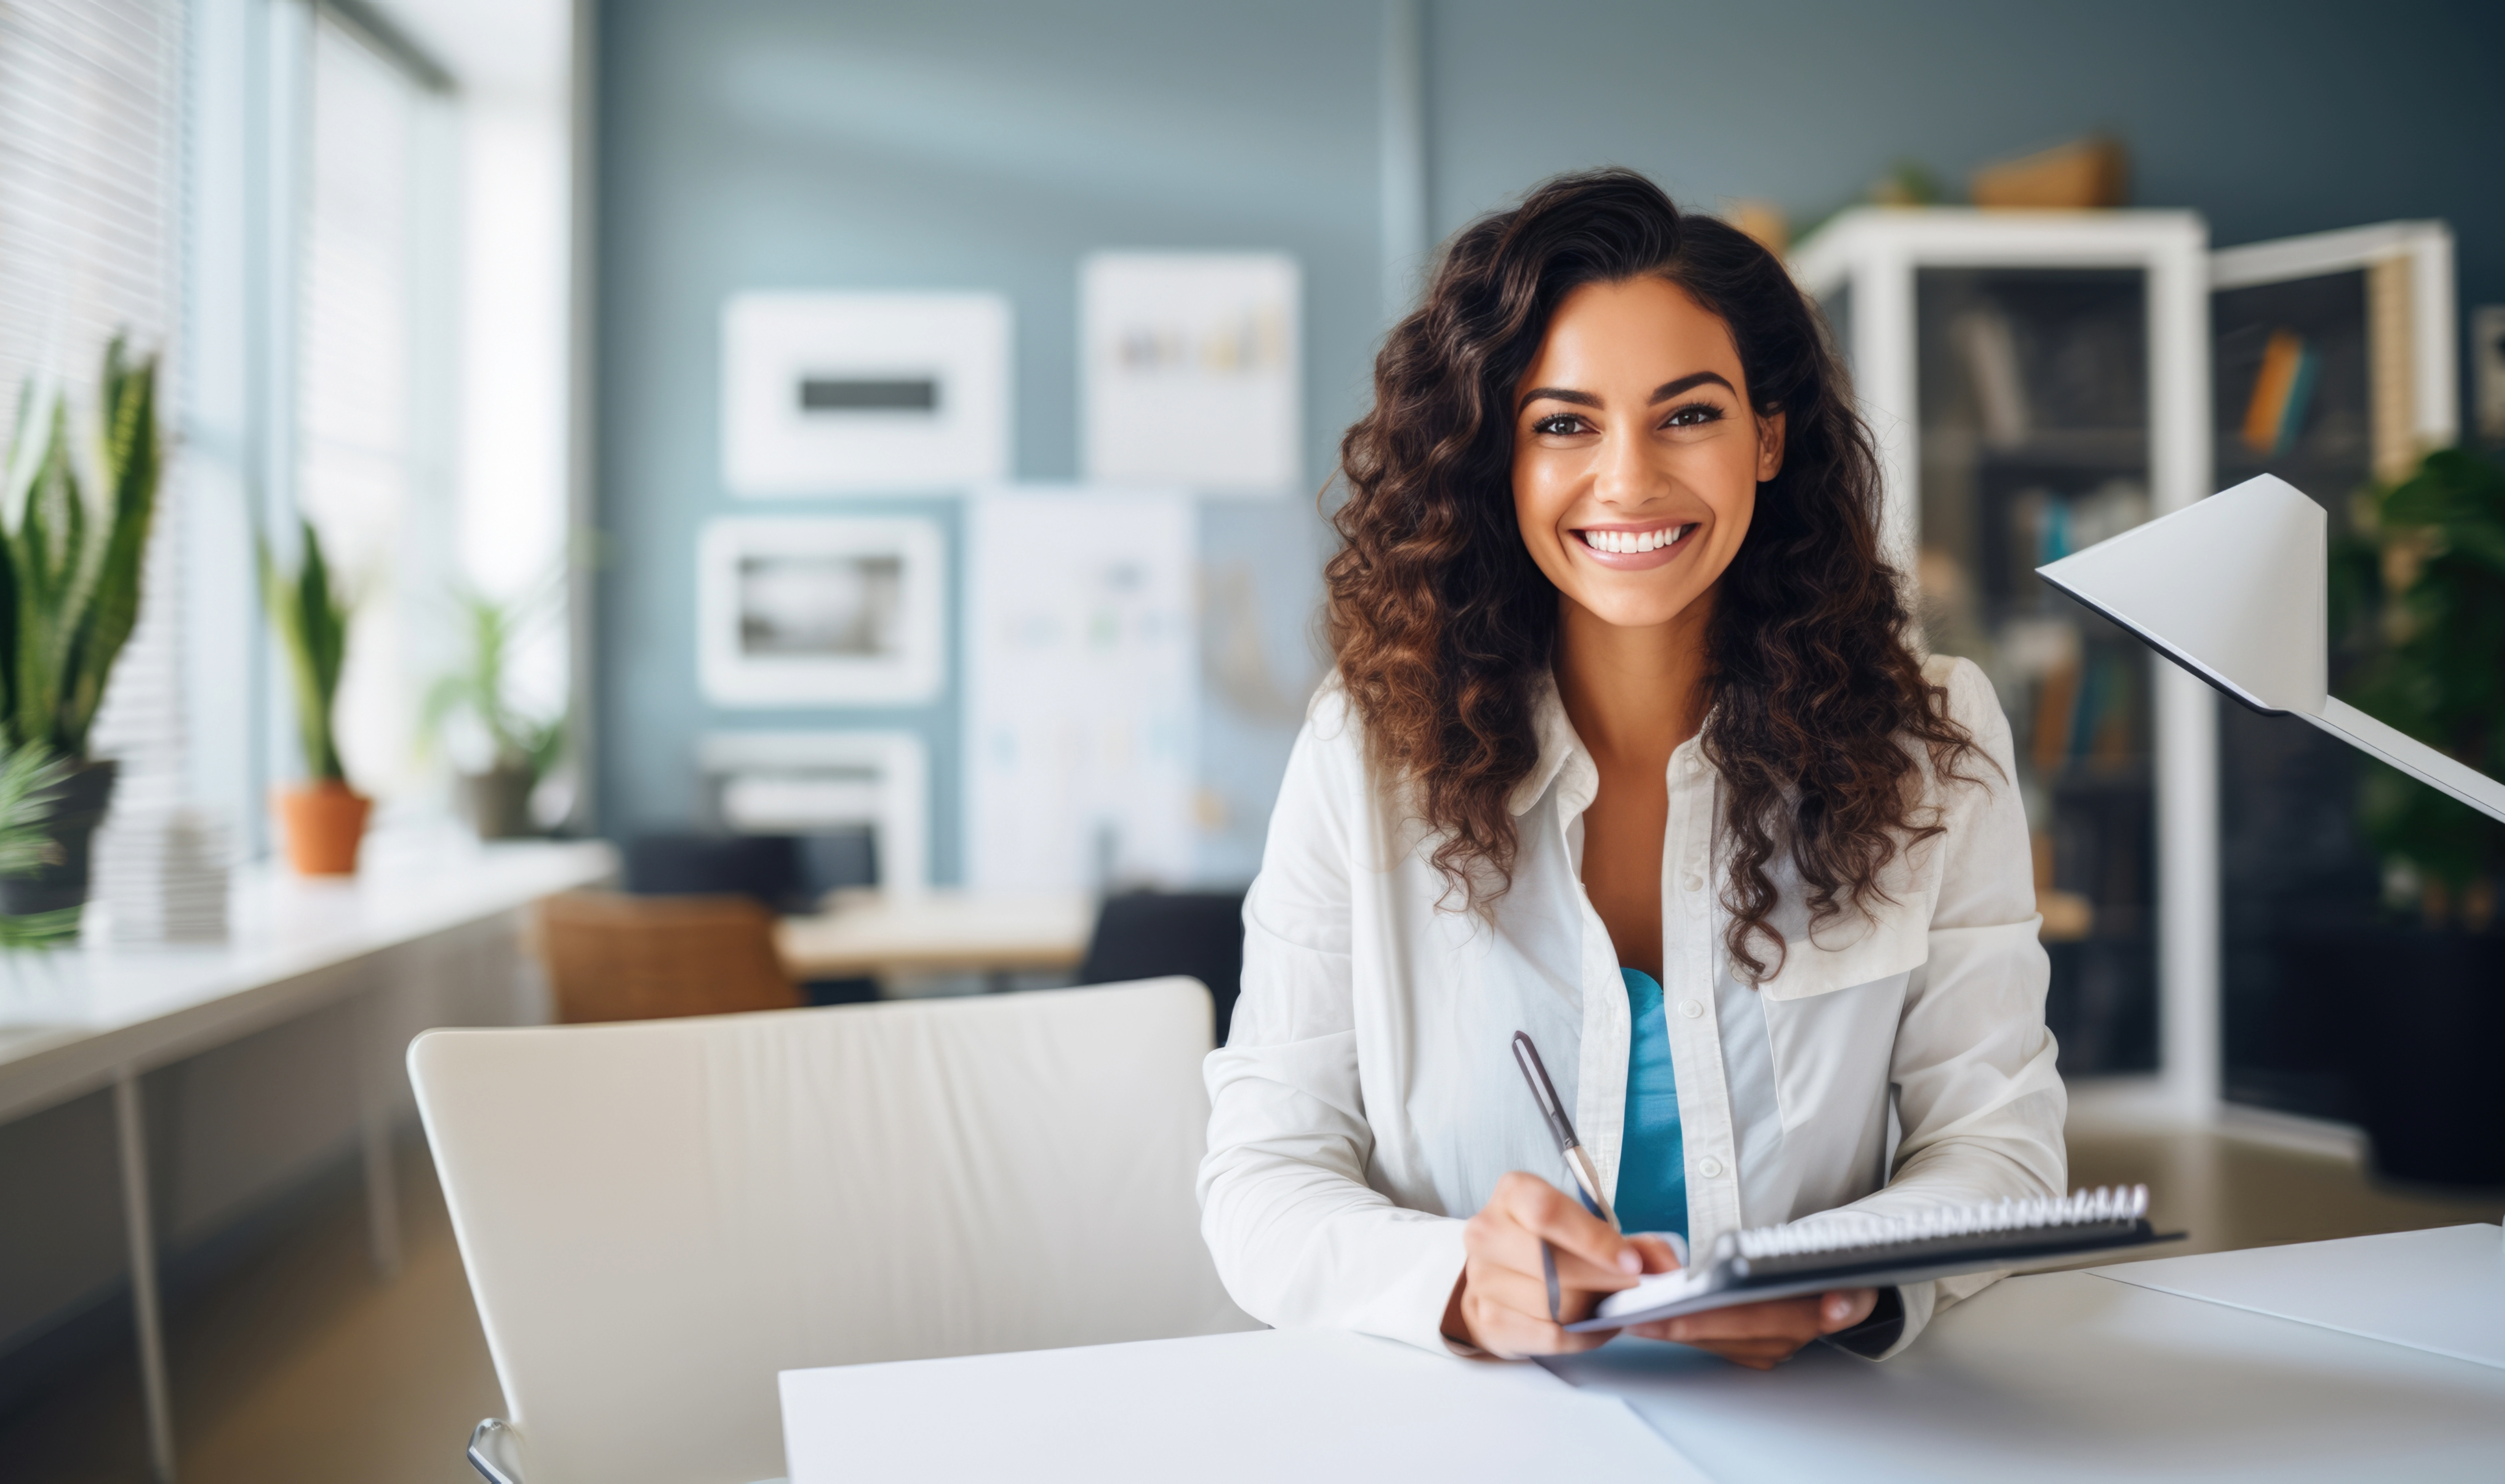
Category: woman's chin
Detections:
[{"x1": 1565, "y1": 585, "x2": 1709, "y2": 632}]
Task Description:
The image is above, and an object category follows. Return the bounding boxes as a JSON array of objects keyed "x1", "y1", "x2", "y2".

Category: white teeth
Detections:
[{"x1": 1584, "y1": 526, "x2": 1690, "y2": 554}]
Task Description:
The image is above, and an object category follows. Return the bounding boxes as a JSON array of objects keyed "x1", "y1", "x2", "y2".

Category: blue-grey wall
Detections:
[
  {"x1": 596, "y1": 0, "x2": 2505, "y2": 880},
  {"x1": 596, "y1": 0, "x2": 1379, "y2": 883}
]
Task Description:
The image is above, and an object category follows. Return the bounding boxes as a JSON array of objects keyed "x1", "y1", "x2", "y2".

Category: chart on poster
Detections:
[{"x1": 964, "y1": 487, "x2": 1197, "y2": 892}]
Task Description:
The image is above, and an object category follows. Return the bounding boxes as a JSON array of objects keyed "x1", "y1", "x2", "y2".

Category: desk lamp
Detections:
[{"x1": 2036, "y1": 473, "x2": 2505, "y2": 824}]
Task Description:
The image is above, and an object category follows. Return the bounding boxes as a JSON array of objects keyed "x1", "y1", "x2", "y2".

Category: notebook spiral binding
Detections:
[{"x1": 1731, "y1": 1184, "x2": 2152, "y2": 1261}]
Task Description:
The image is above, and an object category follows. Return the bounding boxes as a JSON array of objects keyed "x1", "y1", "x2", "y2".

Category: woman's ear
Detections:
[{"x1": 1756, "y1": 408, "x2": 1787, "y2": 482}]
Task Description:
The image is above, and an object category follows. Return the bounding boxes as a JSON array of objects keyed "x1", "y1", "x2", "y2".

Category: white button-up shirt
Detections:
[{"x1": 1198, "y1": 655, "x2": 2066, "y2": 1359}]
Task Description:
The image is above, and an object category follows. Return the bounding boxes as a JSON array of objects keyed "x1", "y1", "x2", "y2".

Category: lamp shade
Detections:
[{"x1": 2037, "y1": 473, "x2": 2505, "y2": 825}]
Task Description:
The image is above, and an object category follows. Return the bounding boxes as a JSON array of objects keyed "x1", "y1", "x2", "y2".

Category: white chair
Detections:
[{"x1": 409, "y1": 978, "x2": 1255, "y2": 1484}]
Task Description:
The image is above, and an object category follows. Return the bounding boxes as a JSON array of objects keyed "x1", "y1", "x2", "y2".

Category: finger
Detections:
[
  {"x1": 1469, "y1": 1217, "x2": 1645, "y2": 1291},
  {"x1": 1629, "y1": 1326, "x2": 1812, "y2": 1367},
  {"x1": 1625, "y1": 1233, "x2": 1683, "y2": 1273},
  {"x1": 1493, "y1": 1171, "x2": 1639, "y2": 1278},
  {"x1": 1816, "y1": 1288, "x2": 1878, "y2": 1333},
  {"x1": 1464, "y1": 1289, "x2": 1616, "y2": 1359},
  {"x1": 1645, "y1": 1296, "x2": 1827, "y2": 1346},
  {"x1": 1468, "y1": 1257, "x2": 1616, "y2": 1328}
]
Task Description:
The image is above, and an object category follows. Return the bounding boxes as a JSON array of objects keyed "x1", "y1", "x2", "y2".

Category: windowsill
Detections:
[{"x1": 0, "y1": 835, "x2": 614, "y2": 1118}]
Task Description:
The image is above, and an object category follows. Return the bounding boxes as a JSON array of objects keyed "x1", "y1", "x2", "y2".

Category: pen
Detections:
[
  {"x1": 1511, "y1": 1030, "x2": 1618, "y2": 1230},
  {"x1": 1511, "y1": 1030, "x2": 1616, "y2": 1325}
]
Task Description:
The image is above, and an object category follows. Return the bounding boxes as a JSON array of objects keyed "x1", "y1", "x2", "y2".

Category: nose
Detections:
[{"x1": 1592, "y1": 415, "x2": 1657, "y2": 508}]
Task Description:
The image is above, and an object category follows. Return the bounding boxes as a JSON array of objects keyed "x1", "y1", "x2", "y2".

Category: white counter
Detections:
[{"x1": 0, "y1": 836, "x2": 614, "y2": 1123}]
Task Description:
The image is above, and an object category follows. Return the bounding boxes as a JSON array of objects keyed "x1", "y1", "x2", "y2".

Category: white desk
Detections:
[
  {"x1": 0, "y1": 835, "x2": 614, "y2": 1484},
  {"x1": 782, "y1": 1226, "x2": 2505, "y2": 1484}
]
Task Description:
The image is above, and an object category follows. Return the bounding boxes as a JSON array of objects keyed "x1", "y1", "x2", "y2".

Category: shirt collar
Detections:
[
  {"x1": 1507, "y1": 667, "x2": 1713, "y2": 819},
  {"x1": 1508, "y1": 669, "x2": 1586, "y2": 817}
]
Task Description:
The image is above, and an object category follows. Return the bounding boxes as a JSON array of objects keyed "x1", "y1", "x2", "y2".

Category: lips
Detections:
[{"x1": 1574, "y1": 521, "x2": 1697, "y2": 569}]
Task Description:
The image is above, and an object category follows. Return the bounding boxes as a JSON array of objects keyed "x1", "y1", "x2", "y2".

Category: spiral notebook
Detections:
[{"x1": 1569, "y1": 1185, "x2": 2180, "y2": 1331}]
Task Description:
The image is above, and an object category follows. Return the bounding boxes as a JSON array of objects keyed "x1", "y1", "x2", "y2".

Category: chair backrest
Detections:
[
  {"x1": 535, "y1": 891, "x2": 801, "y2": 1024},
  {"x1": 1078, "y1": 890, "x2": 1248, "y2": 1044},
  {"x1": 409, "y1": 979, "x2": 1252, "y2": 1484},
  {"x1": 623, "y1": 832, "x2": 807, "y2": 909}
]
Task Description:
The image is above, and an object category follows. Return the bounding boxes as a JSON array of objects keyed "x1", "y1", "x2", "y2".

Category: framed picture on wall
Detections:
[
  {"x1": 698, "y1": 516, "x2": 947, "y2": 707},
  {"x1": 1080, "y1": 252, "x2": 1301, "y2": 495},
  {"x1": 720, "y1": 291, "x2": 1013, "y2": 496}
]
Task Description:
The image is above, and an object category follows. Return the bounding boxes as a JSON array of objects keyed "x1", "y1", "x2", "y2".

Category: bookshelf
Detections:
[
  {"x1": 1791, "y1": 210, "x2": 2216, "y2": 1128},
  {"x1": 2207, "y1": 223, "x2": 2456, "y2": 1133}
]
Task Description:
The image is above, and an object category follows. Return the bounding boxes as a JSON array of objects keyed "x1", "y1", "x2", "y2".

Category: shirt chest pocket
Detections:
[{"x1": 1752, "y1": 919, "x2": 1924, "y2": 1135}]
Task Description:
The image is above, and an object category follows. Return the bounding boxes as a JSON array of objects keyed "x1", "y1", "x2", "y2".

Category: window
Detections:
[
  {"x1": 0, "y1": 0, "x2": 185, "y2": 808},
  {"x1": 296, "y1": 7, "x2": 454, "y2": 811}
]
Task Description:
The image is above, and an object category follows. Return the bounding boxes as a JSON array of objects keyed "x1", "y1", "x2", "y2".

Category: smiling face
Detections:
[{"x1": 1511, "y1": 276, "x2": 1784, "y2": 632}]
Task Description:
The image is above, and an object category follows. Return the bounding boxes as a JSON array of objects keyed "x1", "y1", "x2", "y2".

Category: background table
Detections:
[{"x1": 774, "y1": 889, "x2": 1093, "y2": 981}]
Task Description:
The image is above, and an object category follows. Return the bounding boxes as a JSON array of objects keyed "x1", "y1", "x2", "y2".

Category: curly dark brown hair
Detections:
[{"x1": 1325, "y1": 168, "x2": 1981, "y2": 980}]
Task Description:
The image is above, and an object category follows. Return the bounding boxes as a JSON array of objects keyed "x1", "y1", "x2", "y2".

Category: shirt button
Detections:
[
  {"x1": 1679, "y1": 999, "x2": 1704, "y2": 1019},
  {"x1": 1698, "y1": 1156, "x2": 1725, "y2": 1178},
  {"x1": 1681, "y1": 872, "x2": 1704, "y2": 892}
]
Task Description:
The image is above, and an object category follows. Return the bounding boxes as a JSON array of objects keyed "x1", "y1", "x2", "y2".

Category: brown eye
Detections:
[
  {"x1": 1664, "y1": 403, "x2": 1721, "y2": 428},
  {"x1": 1534, "y1": 414, "x2": 1588, "y2": 436}
]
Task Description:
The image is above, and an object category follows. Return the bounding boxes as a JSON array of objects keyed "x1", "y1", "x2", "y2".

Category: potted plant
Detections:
[
  {"x1": 260, "y1": 518, "x2": 367, "y2": 874},
  {"x1": 0, "y1": 741, "x2": 84, "y2": 946},
  {"x1": 2323, "y1": 446, "x2": 2505, "y2": 1185},
  {"x1": 0, "y1": 338, "x2": 162, "y2": 915},
  {"x1": 423, "y1": 578, "x2": 565, "y2": 840}
]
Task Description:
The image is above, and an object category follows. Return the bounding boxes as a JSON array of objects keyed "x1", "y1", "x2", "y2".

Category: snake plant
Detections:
[
  {"x1": 259, "y1": 518, "x2": 353, "y2": 785},
  {"x1": 0, "y1": 741, "x2": 81, "y2": 945},
  {"x1": 0, "y1": 338, "x2": 161, "y2": 759}
]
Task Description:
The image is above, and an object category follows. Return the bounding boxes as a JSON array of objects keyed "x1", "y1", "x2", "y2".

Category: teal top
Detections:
[{"x1": 1614, "y1": 968, "x2": 1689, "y2": 1240}]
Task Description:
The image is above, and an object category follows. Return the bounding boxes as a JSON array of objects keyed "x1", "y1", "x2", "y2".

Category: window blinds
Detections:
[{"x1": 0, "y1": 0, "x2": 184, "y2": 805}]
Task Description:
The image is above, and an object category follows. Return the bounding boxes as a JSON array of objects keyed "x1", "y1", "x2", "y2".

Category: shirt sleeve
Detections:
[
  {"x1": 1195, "y1": 692, "x2": 1471, "y2": 1354},
  {"x1": 1815, "y1": 657, "x2": 2070, "y2": 1360}
]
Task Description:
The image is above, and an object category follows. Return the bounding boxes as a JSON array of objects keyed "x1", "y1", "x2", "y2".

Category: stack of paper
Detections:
[{"x1": 93, "y1": 808, "x2": 231, "y2": 942}]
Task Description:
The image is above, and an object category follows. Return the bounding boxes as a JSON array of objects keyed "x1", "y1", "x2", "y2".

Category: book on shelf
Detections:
[
  {"x1": 2241, "y1": 327, "x2": 2318, "y2": 458},
  {"x1": 1954, "y1": 308, "x2": 2029, "y2": 451}
]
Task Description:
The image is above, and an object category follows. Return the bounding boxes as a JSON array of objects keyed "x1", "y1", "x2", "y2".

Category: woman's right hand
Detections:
[{"x1": 1441, "y1": 1170, "x2": 1682, "y2": 1357}]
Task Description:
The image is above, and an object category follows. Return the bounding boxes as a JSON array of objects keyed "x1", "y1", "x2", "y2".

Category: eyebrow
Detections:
[{"x1": 1517, "y1": 370, "x2": 1736, "y2": 413}]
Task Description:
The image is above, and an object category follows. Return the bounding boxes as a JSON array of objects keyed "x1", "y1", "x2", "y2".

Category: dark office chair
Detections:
[
  {"x1": 624, "y1": 833, "x2": 808, "y2": 910},
  {"x1": 1076, "y1": 890, "x2": 1248, "y2": 1046}
]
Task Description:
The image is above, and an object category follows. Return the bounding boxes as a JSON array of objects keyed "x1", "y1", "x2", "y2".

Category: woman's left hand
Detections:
[{"x1": 1627, "y1": 1288, "x2": 1876, "y2": 1370}]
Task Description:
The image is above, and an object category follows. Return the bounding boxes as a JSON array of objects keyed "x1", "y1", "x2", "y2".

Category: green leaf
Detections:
[{"x1": 260, "y1": 518, "x2": 353, "y2": 783}]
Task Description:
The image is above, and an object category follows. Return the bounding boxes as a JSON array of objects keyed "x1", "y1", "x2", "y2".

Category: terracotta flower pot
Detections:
[{"x1": 274, "y1": 780, "x2": 372, "y2": 876}]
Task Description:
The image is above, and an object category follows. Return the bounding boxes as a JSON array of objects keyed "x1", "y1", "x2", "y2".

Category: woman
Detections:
[{"x1": 1197, "y1": 170, "x2": 2064, "y2": 1367}]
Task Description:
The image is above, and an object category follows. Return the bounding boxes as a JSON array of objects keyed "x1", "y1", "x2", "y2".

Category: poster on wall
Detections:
[
  {"x1": 1080, "y1": 252, "x2": 1300, "y2": 494},
  {"x1": 721, "y1": 291, "x2": 1011, "y2": 495},
  {"x1": 698, "y1": 515, "x2": 946, "y2": 706},
  {"x1": 963, "y1": 486, "x2": 1196, "y2": 893}
]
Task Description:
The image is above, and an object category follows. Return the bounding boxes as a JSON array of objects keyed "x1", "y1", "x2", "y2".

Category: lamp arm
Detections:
[{"x1": 2303, "y1": 698, "x2": 2505, "y2": 826}]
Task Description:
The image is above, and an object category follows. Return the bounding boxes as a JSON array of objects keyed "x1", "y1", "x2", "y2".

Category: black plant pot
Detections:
[
  {"x1": 458, "y1": 764, "x2": 538, "y2": 840},
  {"x1": 0, "y1": 758, "x2": 119, "y2": 916},
  {"x1": 2337, "y1": 927, "x2": 2505, "y2": 1186}
]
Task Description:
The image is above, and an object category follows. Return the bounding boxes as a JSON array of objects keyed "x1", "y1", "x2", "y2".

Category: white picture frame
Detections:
[
  {"x1": 698, "y1": 730, "x2": 931, "y2": 893},
  {"x1": 1080, "y1": 252, "x2": 1301, "y2": 494},
  {"x1": 721, "y1": 291, "x2": 1012, "y2": 496},
  {"x1": 698, "y1": 516, "x2": 946, "y2": 707}
]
